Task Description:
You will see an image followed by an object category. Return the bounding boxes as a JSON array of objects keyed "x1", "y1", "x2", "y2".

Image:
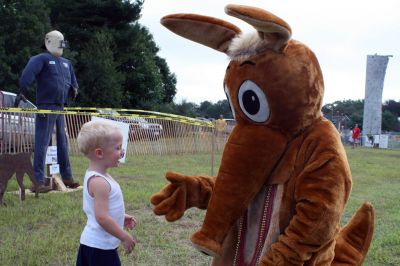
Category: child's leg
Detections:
[{"x1": 76, "y1": 244, "x2": 121, "y2": 266}]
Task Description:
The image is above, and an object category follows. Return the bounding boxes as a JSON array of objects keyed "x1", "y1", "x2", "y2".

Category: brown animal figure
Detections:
[
  {"x1": 0, "y1": 153, "x2": 39, "y2": 205},
  {"x1": 151, "y1": 4, "x2": 374, "y2": 265}
]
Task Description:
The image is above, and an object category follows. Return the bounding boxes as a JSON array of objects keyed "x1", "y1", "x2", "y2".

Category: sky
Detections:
[{"x1": 139, "y1": 0, "x2": 400, "y2": 105}]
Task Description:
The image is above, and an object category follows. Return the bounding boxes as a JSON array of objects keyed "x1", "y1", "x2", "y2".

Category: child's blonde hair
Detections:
[{"x1": 77, "y1": 120, "x2": 122, "y2": 155}]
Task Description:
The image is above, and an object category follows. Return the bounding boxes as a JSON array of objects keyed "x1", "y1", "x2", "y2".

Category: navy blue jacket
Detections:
[{"x1": 19, "y1": 52, "x2": 78, "y2": 106}]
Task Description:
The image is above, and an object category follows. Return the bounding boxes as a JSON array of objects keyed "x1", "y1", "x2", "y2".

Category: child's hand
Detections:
[
  {"x1": 122, "y1": 233, "x2": 136, "y2": 253},
  {"x1": 124, "y1": 214, "x2": 137, "y2": 230}
]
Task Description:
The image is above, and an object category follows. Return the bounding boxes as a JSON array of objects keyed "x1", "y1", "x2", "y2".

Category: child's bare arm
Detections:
[{"x1": 90, "y1": 176, "x2": 136, "y2": 252}]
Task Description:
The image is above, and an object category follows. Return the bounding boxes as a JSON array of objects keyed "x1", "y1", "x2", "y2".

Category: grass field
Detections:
[{"x1": 0, "y1": 147, "x2": 399, "y2": 265}]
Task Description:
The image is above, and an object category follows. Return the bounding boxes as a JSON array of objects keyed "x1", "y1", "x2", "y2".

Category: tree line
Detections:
[
  {"x1": 170, "y1": 99, "x2": 400, "y2": 132},
  {"x1": 322, "y1": 99, "x2": 400, "y2": 132}
]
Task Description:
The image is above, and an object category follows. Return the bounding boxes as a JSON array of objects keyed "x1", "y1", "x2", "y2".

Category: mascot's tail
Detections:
[{"x1": 332, "y1": 202, "x2": 375, "y2": 266}]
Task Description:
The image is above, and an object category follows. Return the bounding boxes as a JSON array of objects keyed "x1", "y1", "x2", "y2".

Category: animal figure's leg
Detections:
[
  {"x1": 0, "y1": 180, "x2": 7, "y2": 205},
  {"x1": 0, "y1": 157, "x2": 13, "y2": 206},
  {"x1": 25, "y1": 159, "x2": 39, "y2": 198},
  {"x1": 0, "y1": 172, "x2": 13, "y2": 206},
  {"x1": 24, "y1": 154, "x2": 39, "y2": 198},
  {"x1": 15, "y1": 171, "x2": 25, "y2": 201}
]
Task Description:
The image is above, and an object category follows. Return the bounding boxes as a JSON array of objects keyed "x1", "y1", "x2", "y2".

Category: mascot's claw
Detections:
[{"x1": 333, "y1": 202, "x2": 375, "y2": 265}]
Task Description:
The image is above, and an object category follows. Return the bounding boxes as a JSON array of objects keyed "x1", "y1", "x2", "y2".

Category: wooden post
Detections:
[{"x1": 47, "y1": 127, "x2": 68, "y2": 192}]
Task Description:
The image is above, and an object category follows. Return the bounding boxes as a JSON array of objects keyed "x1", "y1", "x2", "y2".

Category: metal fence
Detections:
[
  {"x1": 66, "y1": 113, "x2": 223, "y2": 156},
  {"x1": 3, "y1": 108, "x2": 399, "y2": 155},
  {"x1": 387, "y1": 134, "x2": 400, "y2": 149},
  {"x1": 0, "y1": 111, "x2": 35, "y2": 154},
  {"x1": 0, "y1": 109, "x2": 231, "y2": 156}
]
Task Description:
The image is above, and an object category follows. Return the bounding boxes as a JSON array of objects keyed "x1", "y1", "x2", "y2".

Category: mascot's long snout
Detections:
[{"x1": 190, "y1": 124, "x2": 288, "y2": 256}]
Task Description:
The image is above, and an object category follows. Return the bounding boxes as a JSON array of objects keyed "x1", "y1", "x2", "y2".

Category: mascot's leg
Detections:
[{"x1": 332, "y1": 202, "x2": 374, "y2": 266}]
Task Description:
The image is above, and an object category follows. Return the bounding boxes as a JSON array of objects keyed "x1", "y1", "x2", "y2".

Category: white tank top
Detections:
[{"x1": 80, "y1": 170, "x2": 125, "y2": 249}]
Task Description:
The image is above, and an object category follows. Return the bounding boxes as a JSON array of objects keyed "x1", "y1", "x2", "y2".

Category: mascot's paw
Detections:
[
  {"x1": 150, "y1": 171, "x2": 214, "y2": 222},
  {"x1": 191, "y1": 230, "x2": 222, "y2": 257},
  {"x1": 151, "y1": 182, "x2": 187, "y2": 221}
]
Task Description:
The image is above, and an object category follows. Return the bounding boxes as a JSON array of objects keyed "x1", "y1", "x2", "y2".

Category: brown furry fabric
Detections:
[{"x1": 151, "y1": 4, "x2": 374, "y2": 265}]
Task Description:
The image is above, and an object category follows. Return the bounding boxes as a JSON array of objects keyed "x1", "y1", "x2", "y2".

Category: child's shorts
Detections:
[{"x1": 76, "y1": 244, "x2": 121, "y2": 266}]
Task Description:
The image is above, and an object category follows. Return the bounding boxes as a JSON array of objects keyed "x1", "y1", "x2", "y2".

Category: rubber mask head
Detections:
[{"x1": 44, "y1": 30, "x2": 68, "y2": 57}]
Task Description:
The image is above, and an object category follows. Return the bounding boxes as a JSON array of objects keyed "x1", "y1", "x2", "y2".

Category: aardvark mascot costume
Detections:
[{"x1": 151, "y1": 5, "x2": 374, "y2": 265}]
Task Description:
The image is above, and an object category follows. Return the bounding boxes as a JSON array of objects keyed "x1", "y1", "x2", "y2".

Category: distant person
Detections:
[
  {"x1": 339, "y1": 125, "x2": 345, "y2": 144},
  {"x1": 367, "y1": 134, "x2": 375, "y2": 147},
  {"x1": 215, "y1": 114, "x2": 227, "y2": 136},
  {"x1": 76, "y1": 120, "x2": 137, "y2": 266},
  {"x1": 215, "y1": 114, "x2": 227, "y2": 151},
  {"x1": 15, "y1": 30, "x2": 79, "y2": 192},
  {"x1": 351, "y1": 124, "x2": 361, "y2": 149}
]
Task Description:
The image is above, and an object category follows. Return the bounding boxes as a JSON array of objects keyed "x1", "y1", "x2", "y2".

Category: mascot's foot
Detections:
[
  {"x1": 333, "y1": 202, "x2": 374, "y2": 266},
  {"x1": 191, "y1": 231, "x2": 222, "y2": 257}
]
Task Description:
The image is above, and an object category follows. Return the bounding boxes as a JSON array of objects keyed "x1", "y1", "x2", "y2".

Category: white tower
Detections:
[{"x1": 363, "y1": 54, "x2": 391, "y2": 138}]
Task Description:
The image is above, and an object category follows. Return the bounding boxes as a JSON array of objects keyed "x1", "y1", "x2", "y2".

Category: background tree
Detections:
[
  {"x1": 157, "y1": 99, "x2": 233, "y2": 119},
  {"x1": 173, "y1": 100, "x2": 199, "y2": 118},
  {"x1": 322, "y1": 100, "x2": 364, "y2": 128},
  {"x1": 78, "y1": 31, "x2": 123, "y2": 107},
  {"x1": 198, "y1": 101, "x2": 213, "y2": 118},
  {"x1": 383, "y1": 100, "x2": 400, "y2": 117},
  {"x1": 116, "y1": 24, "x2": 163, "y2": 109},
  {"x1": 197, "y1": 100, "x2": 232, "y2": 119},
  {"x1": 156, "y1": 56, "x2": 177, "y2": 103},
  {"x1": 382, "y1": 110, "x2": 399, "y2": 132},
  {"x1": 0, "y1": 0, "x2": 51, "y2": 100},
  {"x1": 322, "y1": 100, "x2": 364, "y2": 120},
  {"x1": 212, "y1": 99, "x2": 232, "y2": 119},
  {"x1": 322, "y1": 99, "x2": 400, "y2": 132},
  {"x1": 382, "y1": 100, "x2": 400, "y2": 131}
]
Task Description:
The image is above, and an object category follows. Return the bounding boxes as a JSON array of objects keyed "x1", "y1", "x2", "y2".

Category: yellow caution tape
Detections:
[{"x1": 0, "y1": 107, "x2": 214, "y2": 127}]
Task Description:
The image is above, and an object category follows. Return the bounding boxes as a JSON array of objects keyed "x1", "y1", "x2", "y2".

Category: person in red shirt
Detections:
[{"x1": 351, "y1": 124, "x2": 361, "y2": 149}]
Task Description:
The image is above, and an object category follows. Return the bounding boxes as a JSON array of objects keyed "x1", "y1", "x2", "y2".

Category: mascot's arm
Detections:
[
  {"x1": 151, "y1": 171, "x2": 215, "y2": 222},
  {"x1": 261, "y1": 147, "x2": 351, "y2": 265}
]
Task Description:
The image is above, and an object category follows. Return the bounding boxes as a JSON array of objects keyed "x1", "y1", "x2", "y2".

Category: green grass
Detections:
[
  {"x1": 343, "y1": 148, "x2": 400, "y2": 265},
  {"x1": 1, "y1": 148, "x2": 399, "y2": 265}
]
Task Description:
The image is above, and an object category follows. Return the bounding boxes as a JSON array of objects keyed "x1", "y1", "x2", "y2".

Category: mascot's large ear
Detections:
[
  {"x1": 161, "y1": 14, "x2": 241, "y2": 53},
  {"x1": 225, "y1": 4, "x2": 292, "y2": 52}
]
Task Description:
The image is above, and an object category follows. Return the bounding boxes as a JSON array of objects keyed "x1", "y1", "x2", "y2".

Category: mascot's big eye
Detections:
[{"x1": 238, "y1": 80, "x2": 269, "y2": 123}]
